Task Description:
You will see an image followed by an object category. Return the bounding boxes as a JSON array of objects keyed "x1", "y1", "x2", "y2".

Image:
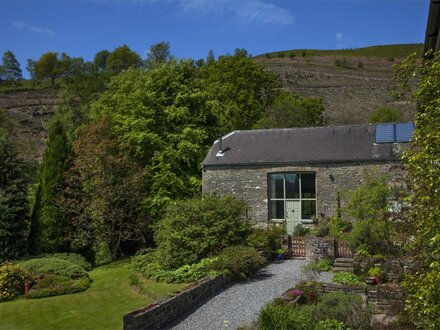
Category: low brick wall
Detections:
[
  {"x1": 305, "y1": 237, "x2": 335, "y2": 262},
  {"x1": 318, "y1": 282, "x2": 404, "y2": 314},
  {"x1": 123, "y1": 275, "x2": 230, "y2": 330}
]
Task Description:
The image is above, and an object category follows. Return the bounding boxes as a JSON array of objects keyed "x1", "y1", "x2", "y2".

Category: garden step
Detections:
[
  {"x1": 334, "y1": 258, "x2": 354, "y2": 263},
  {"x1": 332, "y1": 266, "x2": 354, "y2": 272},
  {"x1": 333, "y1": 261, "x2": 353, "y2": 267}
]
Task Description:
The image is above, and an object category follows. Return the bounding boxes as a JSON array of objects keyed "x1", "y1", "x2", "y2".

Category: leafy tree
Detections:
[
  {"x1": 1, "y1": 51, "x2": 22, "y2": 89},
  {"x1": 0, "y1": 134, "x2": 29, "y2": 261},
  {"x1": 93, "y1": 50, "x2": 110, "y2": 73},
  {"x1": 35, "y1": 52, "x2": 67, "y2": 87},
  {"x1": 62, "y1": 119, "x2": 150, "y2": 261},
  {"x1": 399, "y1": 52, "x2": 440, "y2": 328},
  {"x1": 206, "y1": 49, "x2": 215, "y2": 64},
  {"x1": 93, "y1": 60, "x2": 218, "y2": 216},
  {"x1": 254, "y1": 91, "x2": 326, "y2": 129},
  {"x1": 26, "y1": 59, "x2": 37, "y2": 89},
  {"x1": 31, "y1": 119, "x2": 72, "y2": 252},
  {"x1": 201, "y1": 54, "x2": 278, "y2": 132},
  {"x1": 234, "y1": 48, "x2": 249, "y2": 58},
  {"x1": 106, "y1": 45, "x2": 141, "y2": 74},
  {"x1": 368, "y1": 106, "x2": 403, "y2": 123},
  {"x1": 145, "y1": 41, "x2": 172, "y2": 67}
]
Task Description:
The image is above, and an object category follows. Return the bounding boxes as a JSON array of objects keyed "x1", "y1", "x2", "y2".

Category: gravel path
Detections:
[{"x1": 170, "y1": 259, "x2": 333, "y2": 330}]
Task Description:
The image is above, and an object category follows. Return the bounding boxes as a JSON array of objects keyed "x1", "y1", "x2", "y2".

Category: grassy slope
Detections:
[
  {"x1": 0, "y1": 260, "x2": 186, "y2": 330},
  {"x1": 257, "y1": 43, "x2": 423, "y2": 59}
]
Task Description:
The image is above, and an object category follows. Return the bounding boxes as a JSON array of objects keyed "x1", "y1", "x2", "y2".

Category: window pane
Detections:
[
  {"x1": 301, "y1": 174, "x2": 316, "y2": 198},
  {"x1": 270, "y1": 200, "x2": 285, "y2": 219},
  {"x1": 285, "y1": 174, "x2": 300, "y2": 198},
  {"x1": 301, "y1": 200, "x2": 316, "y2": 219},
  {"x1": 269, "y1": 174, "x2": 284, "y2": 199}
]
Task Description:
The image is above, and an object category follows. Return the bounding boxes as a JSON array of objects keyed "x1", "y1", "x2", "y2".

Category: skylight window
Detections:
[{"x1": 375, "y1": 122, "x2": 414, "y2": 144}]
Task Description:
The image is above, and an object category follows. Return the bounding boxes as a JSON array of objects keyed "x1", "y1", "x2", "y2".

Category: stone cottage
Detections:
[{"x1": 202, "y1": 123, "x2": 413, "y2": 234}]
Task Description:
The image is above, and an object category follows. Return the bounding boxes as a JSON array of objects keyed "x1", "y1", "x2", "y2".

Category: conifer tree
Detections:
[
  {"x1": 0, "y1": 134, "x2": 29, "y2": 261},
  {"x1": 31, "y1": 119, "x2": 72, "y2": 252}
]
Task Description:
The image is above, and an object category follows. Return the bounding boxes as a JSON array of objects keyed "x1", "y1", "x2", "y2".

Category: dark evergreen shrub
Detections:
[
  {"x1": 207, "y1": 246, "x2": 266, "y2": 280},
  {"x1": 154, "y1": 195, "x2": 250, "y2": 269}
]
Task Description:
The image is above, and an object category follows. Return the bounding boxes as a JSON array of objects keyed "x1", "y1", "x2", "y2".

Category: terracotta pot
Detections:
[{"x1": 365, "y1": 277, "x2": 376, "y2": 285}]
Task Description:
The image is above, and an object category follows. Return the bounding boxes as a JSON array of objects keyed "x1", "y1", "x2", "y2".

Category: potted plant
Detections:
[
  {"x1": 367, "y1": 267, "x2": 385, "y2": 284},
  {"x1": 275, "y1": 248, "x2": 286, "y2": 261}
]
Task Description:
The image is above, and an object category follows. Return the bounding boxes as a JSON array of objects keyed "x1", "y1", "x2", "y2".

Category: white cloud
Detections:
[
  {"x1": 179, "y1": 0, "x2": 294, "y2": 26},
  {"x1": 12, "y1": 20, "x2": 54, "y2": 35},
  {"x1": 13, "y1": 21, "x2": 25, "y2": 29},
  {"x1": 335, "y1": 32, "x2": 343, "y2": 41},
  {"x1": 30, "y1": 26, "x2": 55, "y2": 35}
]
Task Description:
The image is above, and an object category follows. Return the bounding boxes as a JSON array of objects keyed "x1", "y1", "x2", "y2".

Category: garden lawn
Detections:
[{"x1": 0, "y1": 259, "x2": 186, "y2": 330}]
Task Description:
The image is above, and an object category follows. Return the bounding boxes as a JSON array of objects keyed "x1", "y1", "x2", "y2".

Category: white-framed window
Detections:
[{"x1": 268, "y1": 173, "x2": 316, "y2": 222}]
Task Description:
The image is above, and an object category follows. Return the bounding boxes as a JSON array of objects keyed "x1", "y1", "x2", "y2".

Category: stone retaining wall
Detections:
[
  {"x1": 318, "y1": 282, "x2": 404, "y2": 314},
  {"x1": 305, "y1": 236, "x2": 336, "y2": 262},
  {"x1": 123, "y1": 275, "x2": 230, "y2": 330}
]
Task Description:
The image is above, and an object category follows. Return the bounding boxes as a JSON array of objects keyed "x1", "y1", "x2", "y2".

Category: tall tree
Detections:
[
  {"x1": 145, "y1": 41, "x2": 171, "y2": 67},
  {"x1": 0, "y1": 133, "x2": 29, "y2": 261},
  {"x1": 63, "y1": 119, "x2": 150, "y2": 261},
  {"x1": 106, "y1": 45, "x2": 141, "y2": 74},
  {"x1": 2, "y1": 51, "x2": 22, "y2": 90},
  {"x1": 26, "y1": 59, "x2": 37, "y2": 89},
  {"x1": 93, "y1": 50, "x2": 110, "y2": 73},
  {"x1": 93, "y1": 60, "x2": 218, "y2": 216},
  {"x1": 31, "y1": 119, "x2": 72, "y2": 252},
  {"x1": 254, "y1": 92, "x2": 326, "y2": 129},
  {"x1": 201, "y1": 54, "x2": 279, "y2": 132},
  {"x1": 35, "y1": 52, "x2": 66, "y2": 87},
  {"x1": 206, "y1": 49, "x2": 215, "y2": 64}
]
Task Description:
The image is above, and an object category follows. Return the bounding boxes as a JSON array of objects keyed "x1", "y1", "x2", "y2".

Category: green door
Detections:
[{"x1": 285, "y1": 201, "x2": 301, "y2": 235}]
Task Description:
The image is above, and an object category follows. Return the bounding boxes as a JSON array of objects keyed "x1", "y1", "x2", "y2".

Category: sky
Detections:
[{"x1": 0, "y1": 0, "x2": 430, "y2": 78}]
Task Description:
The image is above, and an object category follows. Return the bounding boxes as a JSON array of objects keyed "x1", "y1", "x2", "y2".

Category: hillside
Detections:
[
  {"x1": 255, "y1": 44, "x2": 420, "y2": 124},
  {"x1": 0, "y1": 89, "x2": 58, "y2": 161},
  {"x1": 0, "y1": 44, "x2": 421, "y2": 161}
]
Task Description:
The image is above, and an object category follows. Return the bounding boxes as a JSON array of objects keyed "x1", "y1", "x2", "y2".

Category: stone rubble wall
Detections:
[
  {"x1": 202, "y1": 162, "x2": 406, "y2": 227},
  {"x1": 123, "y1": 275, "x2": 230, "y2": 330},
  {"x1": 319, "y1": 282, "x2": 404, "y2": 314},
  {"x1": 305, "y1": 236, "x2": 336, "y2": 262}
]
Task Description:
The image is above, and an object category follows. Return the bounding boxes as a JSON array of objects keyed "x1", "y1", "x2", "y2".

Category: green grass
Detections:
[
  {"x1": 258, "y1": 43, "x2": 423, "y2": 59},
  {"x1": 0, "y1": 260, "x2": 186, "y2": 330}
]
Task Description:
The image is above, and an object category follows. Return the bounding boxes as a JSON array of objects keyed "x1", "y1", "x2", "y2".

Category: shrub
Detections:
[
  {"x1": 19, "y1": 253, "x2": 92, "y2": 271},
  {"x1": 332, "y1": 272, "x2": 365, "y2": 286},
  {"x1": 328, "y1": 217, "x2": 351, "y2": 239},
  {"x1": 312, "y1": 292, "x2": 372, "y2": 329},
  {"x1": 334, "y1": 58, "x2": 350, "y2": 68},
  {"x1": 208, "y1": 246, "x2": 266, "y2": 280},
  {"x1": 154, "y1": 195, "x2": 250, "y2": 269},
  {"x1": 26, "y1": 274, "x2": 91, "y2": 299},
  {"x1": 314, "y1": 319, "x2": 347, "y2": 330},
  {"x1": 288, "y1": 52, "x2": 296, "y2": 58},
  {"x1": 277, "y1": 53, "x2": 285, "y2": 58},
  {"x1": 258, "y1": 301, "x2": 313, "y2": 330},
  {"x1": 133, "y1": 255, "x2": 219, "y2": 283},
  {"x1": 357, "y1": 61, "x2": 364, "y2": 69},
  {"x1": 367, "y1": 266, "x2": 384, "y2": 278},
  {"x1": 305, "y1": 259, "x2": 333, "y2": 273},
  {"x1": 292, "y1": 224, "x2": 310, "y2": 237},
  {"x1": 294, "y1": 281, "x2": 322, "y2": 304},
  {"x1": 246, "y1": 226, "x2": 284, "y2": 253},
  {"x1": 17, "y1": 257, "x2": 88, "y2": 278},
  {"x1": 309, "y1": 218, "x2": 330, "y2": 237},
  {"x1": 368, "y1": 106, "x2": 403, "y2": 124},
  {"x1": 0, "y1": 262, "x2": 32, "y2": 302}
]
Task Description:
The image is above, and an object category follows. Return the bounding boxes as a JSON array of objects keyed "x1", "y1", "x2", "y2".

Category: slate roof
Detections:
[{"x1": 202, "y1": 124, "x2": 410, "y2": 168}]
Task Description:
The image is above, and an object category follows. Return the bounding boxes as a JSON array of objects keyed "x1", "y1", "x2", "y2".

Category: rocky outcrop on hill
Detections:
[{"x1": 0, "y1": 89, "x2": 58, "y2": 161}]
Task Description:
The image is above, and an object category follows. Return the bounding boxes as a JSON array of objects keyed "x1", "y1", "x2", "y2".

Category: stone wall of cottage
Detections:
[{"x1": 202, "y1": 161, "x2": 406, "y2": 226}]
